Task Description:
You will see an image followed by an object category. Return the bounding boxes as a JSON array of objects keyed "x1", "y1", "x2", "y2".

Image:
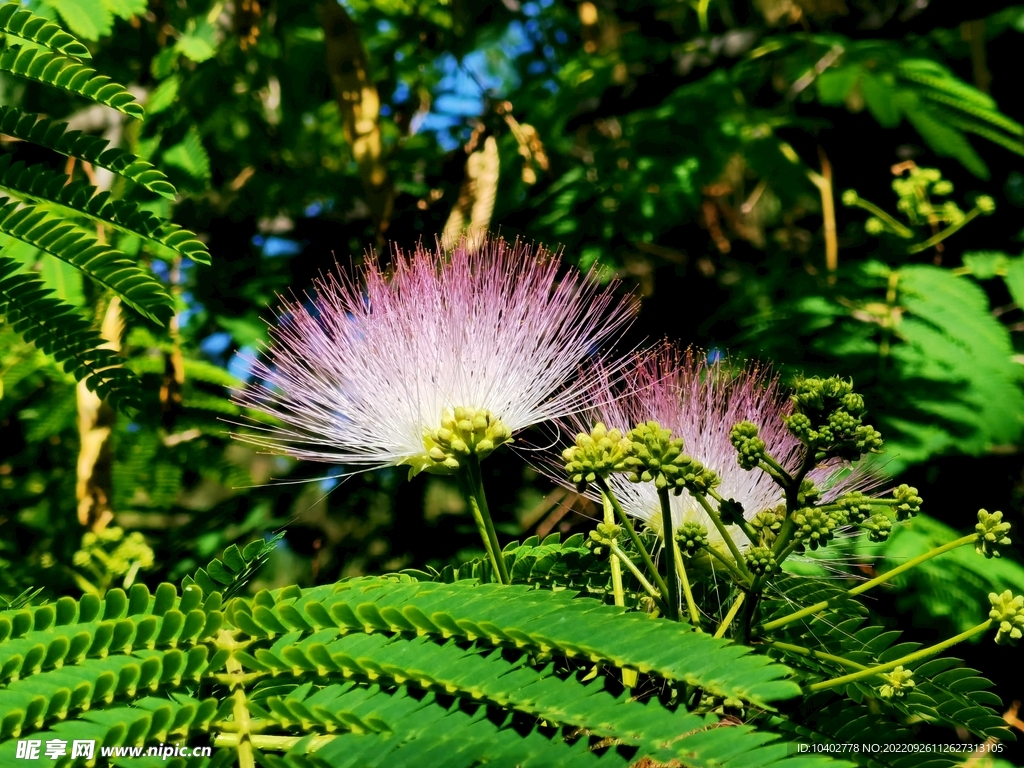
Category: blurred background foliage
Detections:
[{"x1": 2, "y1": 0, "x2": 1024, "y2": 748}]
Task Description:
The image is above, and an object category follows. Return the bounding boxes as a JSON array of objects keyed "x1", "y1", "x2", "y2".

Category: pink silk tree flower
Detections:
[
  {"x1": 555, "y1": 343, "x2": 875, "y2": 552},
  {"x1": 232, "y1": 238, "x2": 637, "y2": 478}
]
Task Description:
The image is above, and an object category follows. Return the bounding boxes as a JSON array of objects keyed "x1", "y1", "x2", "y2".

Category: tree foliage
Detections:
[{"x1": 1, "y1": 0, "x2": 1024, "y2": 763}]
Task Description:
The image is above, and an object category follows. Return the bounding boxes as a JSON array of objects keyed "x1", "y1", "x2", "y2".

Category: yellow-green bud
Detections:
[
  {"x1": 589, "y1": 521, "x2": 623, "y2": 548},
  {"x1": 562, "y1": 422, "x2": 632, "y2": 492},
  {"x1": 878, "y1": 666, "x2": 915, "y2": 699},
  {"x1": 989, "y1": 590, "x2": 1024, "y2": 646},
  {"x1": 625, "y1": 421, "x2": 720, "y2": 496},
  {"x1": 406, "y1": 407, "x2": 513, "y2": 477},
  {"x1": 976, "y1": 509, "x2": 1011, "y2": 559}
]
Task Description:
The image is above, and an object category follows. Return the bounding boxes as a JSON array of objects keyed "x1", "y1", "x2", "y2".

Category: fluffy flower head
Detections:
[
  {"x1": 556, "y1": 343, "x2": 871, "y2": 551},
  {"x1": 234, "y1": 238, "x2": 636, "y2": 475}
]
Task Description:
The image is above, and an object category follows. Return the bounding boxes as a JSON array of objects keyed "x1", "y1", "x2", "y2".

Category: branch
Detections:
[{"x1": 319, "y1": 1, "x2": 393, "y2": 239}]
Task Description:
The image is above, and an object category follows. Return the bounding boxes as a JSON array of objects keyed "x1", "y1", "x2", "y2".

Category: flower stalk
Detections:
[
  {"x1": 808, "y1": 619, "x2": 992, "y2": 692},
  {"x1": 673, "y1": 545, "x2": 701, "y2": 627},
  {"x1": 658, "y1": 487, "x2": 681, "y2": 621},
  {"x1": 761, "y1": 639, "x2": 867, "y2": 671},
  {"x1": 461, "y1": 455, "x2": 510, "y2": 585},
  {"x1": 714, "y1": 591, "x2": 745, "y2": 639},
  {"x1": 761, "y1": 533, "x2": 977, "y2": 632},
  {"x1": 597, "y1": 477, "x2": 671, "y2": 604},
  {"x1": 692, "y1": 491, "x2": 752, "y2": 580}
]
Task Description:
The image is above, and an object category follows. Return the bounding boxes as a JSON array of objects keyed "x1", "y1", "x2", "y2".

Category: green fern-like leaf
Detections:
[
  {"x1": 0, "y1": 44, "x2": 144, "y2": 119},
  {"x1": 0, "y1": 569, "x2": 850, "y2": 768},
  {"x1": 236, "y1": 577, "x2": 801, "y2": 707},
  {"x1": 0, "y1": 3, "x2": 90, "y2": 58},
  {"x1": 0, "y1": 198, "x2": 174, "y2": 323},
  {"x1": 0, "y1": 254, "x2": 143, "y2": 411},
  {"x1": 0, "y1": 107, "x2": 175, "y2": 199},
  {"x1": 761, "y1": 577, "x2": 1013, "y2": 759},
  {"x1": 0, "y1": 154, "x2": 209, "y2": 264},
  {"x1": 183, "y1": 536, "x2": 284, "y2": 601},
  {"x1": 894, "y1": 265, "x2": 1024, "y2": 451}
]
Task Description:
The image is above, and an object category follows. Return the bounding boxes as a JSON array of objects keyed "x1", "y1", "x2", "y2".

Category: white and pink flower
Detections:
[
  {"x1": 233, "y1": 238, "x2": 637, "y2": 475},
  {"x1": 554, "y1": 343, "x2": 875, "y2": 551}
]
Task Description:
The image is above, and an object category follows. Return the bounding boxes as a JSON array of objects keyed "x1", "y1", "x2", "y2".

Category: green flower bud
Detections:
[
  {"x1": 792, "y1": 507, "x2": 837, "y2": 551},
  {"x1": 750, "y1": 507, "x2": 783, "y2": 547},
  {"x1": 864, "y1": 513, "x2": 892, "y2": 542},
  {"x1": 892, "y1": 484, "x2": 922, "y2": 522},
  {"x1": 561, "y1": 422, "x2": 633, "y2": 492},
  {"x1": 975, "y1": 509, "x2": 1011, "y2": 559},
  {"x1": 976, "y1": 195, "x2": 995, "y2": 214},
  {"x1": 878, "y1": 666, "x2": 915, "y2": 700},
  {"x1": 988, "y1": 590, "x2": 1024, "y2": 646},
  {"x1": 677, "y1": 521, "x2": 709, "y2": 556},
  {"x1": 588, "y1": 521, "x2": 624, "y2": 550},
  {"x1": 718, "y1": 498, "x2": 745, "y2": 526},
  {"x1": 786, "y1": 377, "x2": 882, "y2": 459},
  {"x1": 864, "y1": 217, "x2": 885, "y2": 235},
  {"x1": 745, "y1": 546, "x2": 780, "y2": 576},
  {"x1": 841, "y1": 189, "x2": 859, "y2": 206},
  {"x1": 730, "y1": 421, "x2": 765, "y2": 471},
  {"x1": 625, "y1": 421, "x2": 720, "y2": 496},
  {"x1": 783, "y1": 412, "x2": 815, "y2": 443},
  {"x1": 413, "y1": 407, "x2": 513, "y2": 476},
  {"x1": 797, "y1": 479, "x2": 821, "y2": 507},
  {"x1": 837, "y1": 491, "x2": 874, "y2": 523},
  {"x1": 931, "y1": 180, "x2": 953, "y2": 196}
]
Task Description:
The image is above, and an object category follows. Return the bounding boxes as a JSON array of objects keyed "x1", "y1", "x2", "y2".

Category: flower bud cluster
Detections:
[
  {"x1": 624, "y1": 421, "x2": 721, "y2": 496},
  {"x1": 988, "y1": 590, "x2": 1024, "y2": 646},
  {"x1": 750, "y1": 508, "x2": 784, "y2": 547},
  {"x1": 835, "y1": 492, "x2": 874, "y2": 523},
  {"x1": 562, "y1": 422, "x2": 633, "y2": 492},
  {"x1": 792, "y1": 506, "x2": 837, "y2": 551},
  {"x1": 717, "y1": 498, "x2": 746, "y2": 526},
  {"x1": 588, "y1": 521, "x2": 624, "y2": 553},
  {"x1": 421, "y1": 407, "x2": 513, "y2": 474},
  {"x1": 729, "y1": 421, "x2": 765, "y2": 471},
  {"x1": 797, "y1": 479, "x2": 821, "y2": 507},
  {"x1": 784, "y1": 377, "x2": 883, "y2": 460},
  {"x1": 745, "y1": 546, "x2": 780, "y2": 576},
  {"x1": 975, "y1": 509, "x2": 1011, "y2": 559},
  {"x1": 892, "y1": 484, "x2": 922, "y2": 521},
  {"x1": 863, "y1": 513, "x2": 892, "y2": 542},
  {"x1": 878, "y1": 666, "x2": 915, "y2": 700},
  {"x1": 676, "y1": 521, "x2": 709, "y2": 556}
]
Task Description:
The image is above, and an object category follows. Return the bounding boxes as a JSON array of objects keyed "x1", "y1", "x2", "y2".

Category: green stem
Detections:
[
  {"x1": 604, "y1": 495, "x2": 637, "y2": 688},
  {"x1": 697, "y1": 0, "x2": 711, "y2": 32},
  {"x1": 846, "y1": 197, "x2": 915, "y2": 238},
  {"x1": 761, "y1": 639, "x2": 867, "y2": 671},
  {"x1": 758, "y1": 455, "x2": 794, "y2": 487},
  {"x1": 693, "y1": 492, "x2": 751, "y2": 580},
  {"x1": 775, "y1": 540, "x2": 802, "y2": 566},
  {"x1": 673, "y1": 545, "x2": 702, "y2": 628},
  {"x1": 907, "y1": 207, "x2": 982, "y2": 254},
  {"x1": 603, "y1": 495, "x2": 626, "y2": 610},
  {"x1": 714, "y1": 591, "x2": 745, "y2": 639},
  {"x1": 771, "y1": 451, "x2": 816, "y2": 560},
  {"x1": 463, "y1": 456, "x2": 510, "y2": 585},
  {"x1": 608, "y1": 541, "x2": 663, "y2": 606},
  {"x1": 808, "y1": 620, "x2": 992, "y2": 692},
  {"x1": 704, "y1": 545, "x2": 750, "y2": 585},
  {"x1": 658, "y1": 487, "x2": 680, "y2": 621},
  {"x1": 762, "y1": 533, "x2": 978, "y2": 632},
  {"x1": 597, "y1": 478, "x2": 671, "y2": 604}
]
